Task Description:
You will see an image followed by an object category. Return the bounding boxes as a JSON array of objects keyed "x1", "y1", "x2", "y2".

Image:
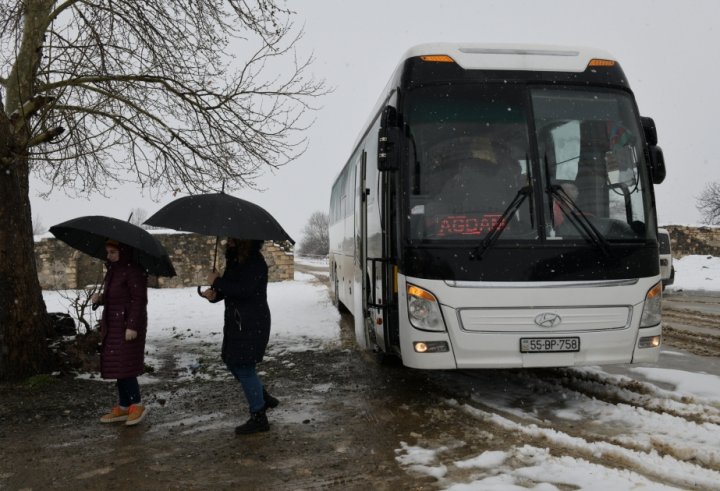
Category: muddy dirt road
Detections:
[
  {"x1": 0, "y1": 270, "x2": 718, "y2": 490},
  {"x1": 661, "y1": 290, "x2": 720, "y2": 358}
]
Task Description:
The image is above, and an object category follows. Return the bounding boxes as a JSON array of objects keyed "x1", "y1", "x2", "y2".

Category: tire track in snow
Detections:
[
  {"x1": 448, "y1": 399, "x2": 720, "y2": 491},
  {"x1": 474, "y1": 368, "x2": 720, "y2": 471},
  {"x1": 552, "y1": 367, "x2": 720, "y2": 425},
  {"x1": 424, "y1": 368, "x2": 720, "y2": 488}
]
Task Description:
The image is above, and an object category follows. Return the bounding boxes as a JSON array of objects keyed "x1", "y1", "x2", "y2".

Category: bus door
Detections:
[
  {"x1": 353, "y1": 151, "x2": 373, "y2": 349},
  {"x1": 365, "y1": 106, "x2": 400, "y2": 355},
  {"x1": 366, "y1": 160, "x2": 393, "y2": 354},
  {"x1": 367, "y1": 254, "x2": 390, "y2": 352},
  {"x1": 361, "y1": 146, "x2": 391, "y2": 354}
]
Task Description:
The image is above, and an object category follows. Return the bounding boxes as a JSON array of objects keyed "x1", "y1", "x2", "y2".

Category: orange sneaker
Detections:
[
  {"x1": 125, "y1": 404, "x2": 147, "y2": 426},
  {"x1": 100, "y1": 406, "x2": 128, "y2": 423}
]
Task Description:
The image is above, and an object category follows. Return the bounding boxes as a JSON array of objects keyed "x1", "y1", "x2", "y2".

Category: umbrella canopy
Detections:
[
  {"x1": 49, "y1": 216, "x2": 176, "y2": 277},
  {"x1": 144, "y1": 193, "x2": 294, "y2": 244}
]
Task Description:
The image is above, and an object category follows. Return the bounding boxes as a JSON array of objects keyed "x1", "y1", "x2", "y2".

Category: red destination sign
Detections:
[{"x1": 435, "y1": 214, "x2": 503, "y2": 237}]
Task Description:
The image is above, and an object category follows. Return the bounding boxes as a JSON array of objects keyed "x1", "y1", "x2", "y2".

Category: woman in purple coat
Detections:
[{"x1": 91, "y1": 240, "x2": 149, "y2": 426}]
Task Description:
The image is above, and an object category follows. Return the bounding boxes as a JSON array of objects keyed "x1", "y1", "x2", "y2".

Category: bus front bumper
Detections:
[{"x1": 399, "y1": 308, "x2": 662, "y2": 370}]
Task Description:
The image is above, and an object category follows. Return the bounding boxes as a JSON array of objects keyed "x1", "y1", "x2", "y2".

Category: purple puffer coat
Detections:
[{"x1": 98, "y1": 246, "x2": 148, "y2": 379}]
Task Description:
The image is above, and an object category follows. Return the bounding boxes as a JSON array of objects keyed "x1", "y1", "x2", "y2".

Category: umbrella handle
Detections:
[
  {"x1": 197, "y1": 285, "x2": 217, "y2": 300},
  {"x1": 197, "y1": 285, "x2": 215, "y2": 296}
]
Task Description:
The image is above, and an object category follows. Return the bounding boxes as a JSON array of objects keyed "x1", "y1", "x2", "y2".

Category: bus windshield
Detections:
[{"x1": 404, "y1": 84, "x2": 654, "y2": 244}]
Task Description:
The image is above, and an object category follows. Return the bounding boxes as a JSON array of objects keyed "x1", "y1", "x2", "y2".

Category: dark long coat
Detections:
[
  {"x1": 211, "y1": 250, "x2": 271, "y2": 365},
  {"x1": 98, "y1": 246, "x2": 148, "y2": 379}
]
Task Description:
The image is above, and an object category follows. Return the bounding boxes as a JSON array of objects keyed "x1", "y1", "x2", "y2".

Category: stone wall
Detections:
[
  {"x1": 662, "y1": 225, "x2": 720, "y2": 258},
  {"x1": 36, "y1": 233, "x2": 294, "y2": 290}
]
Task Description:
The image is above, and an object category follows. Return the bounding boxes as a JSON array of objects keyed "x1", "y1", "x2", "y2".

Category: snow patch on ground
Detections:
[{"x1": 666, "y1": 255, "x2": 720, "y2": 292}]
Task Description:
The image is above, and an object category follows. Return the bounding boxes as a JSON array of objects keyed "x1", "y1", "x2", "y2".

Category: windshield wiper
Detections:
[
  {"x1": 470, "y1": 185, "x2": 532, "y2": 261},
  {"x1": 548, "y1": 184, "x2": 610, "y2": 256}
]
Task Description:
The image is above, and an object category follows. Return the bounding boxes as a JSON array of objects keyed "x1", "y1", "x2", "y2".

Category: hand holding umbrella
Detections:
[
  {"x1": 199, "y1": 270, "x2": 221, "y2": 301},
  {"x1": 90, "y1": 290, "x2": 103, "y2": 311},
  {"x1": 207, "y1": 270, "x2": 221, "y2": 285}
]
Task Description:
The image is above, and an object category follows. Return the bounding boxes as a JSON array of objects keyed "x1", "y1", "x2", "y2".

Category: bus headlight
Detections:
[
  {"x1": 407, "y1": 284, "x2": 446, "y2": 331},
  {"x1": 638, "y1": 335, "x2": 661, "y2": 349},
  {"x1": 639, "y1": 282, "x2": 662, "y2": 327},
  {"x1": 414, "y1": 341, "x2": 449, "y2": 353}
]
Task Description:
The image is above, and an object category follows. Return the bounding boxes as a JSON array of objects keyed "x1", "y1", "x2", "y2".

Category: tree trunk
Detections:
[
  {"x1": 0, "y1": 0, "x2": 55, "y2": 380},
  {"x1": 0, "y1": 150, "x2": 51, "y2": 380}
]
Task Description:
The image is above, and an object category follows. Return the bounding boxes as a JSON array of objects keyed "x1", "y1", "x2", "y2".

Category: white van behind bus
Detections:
[{"x1": 658, "y1": 228, "x2": 674, "y2": 289}]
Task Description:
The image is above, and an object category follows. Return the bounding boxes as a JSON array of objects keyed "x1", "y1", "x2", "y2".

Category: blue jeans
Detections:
[
  {"x1": 226, "y1": 363, "x2": 265, "y2": 413},
  {"x1": 116, "y1": 377, "x2": 141, "y2": 407}
]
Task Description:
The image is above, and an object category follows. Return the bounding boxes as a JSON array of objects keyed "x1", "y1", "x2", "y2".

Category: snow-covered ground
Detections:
[
  {"x1": 42, "y1": 256, "x2": 720, "y2": 490},
  {"x1": 294, "y1": 255, "x2": 329, "y2": 267},
  {"x1": 666, "y1": 254, "x2": 720, "y2": 292}
]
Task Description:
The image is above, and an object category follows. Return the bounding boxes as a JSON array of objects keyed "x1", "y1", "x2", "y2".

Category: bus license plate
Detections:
[{"x1": 520, "y1": 337, "x2": 580, "y2": 353}]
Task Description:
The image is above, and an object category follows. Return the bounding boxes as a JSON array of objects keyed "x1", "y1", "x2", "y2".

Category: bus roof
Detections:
[{"x1": 401, "y1": 43, "x2": 616, "y2": 72}]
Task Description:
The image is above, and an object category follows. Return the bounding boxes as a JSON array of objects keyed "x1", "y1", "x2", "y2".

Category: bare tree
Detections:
[
  {"x1": 58, "y1": 284, "x2": 101, "y2": 334},
  {"x1": 298, "y1": 211, "x2": 329, "y2": 257},
  {"x1": 32, "y1": 213, "x2": 45, "y2": 235},
  {"x1": 0, "y1": 1, "x2": 326, "y2": 380},
  {"x1": 128, "y1": 208, "x2": 148, "y2": 229},
  {"x1": 697, "y1": 182, "x2": 720, "y2": 225}
]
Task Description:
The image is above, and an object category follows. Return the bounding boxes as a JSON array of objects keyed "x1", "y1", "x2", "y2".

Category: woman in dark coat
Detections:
[
  {"x1": 201, "y1": 238, "x2": 278, "y2": 435},
  {"x1": 91, "y1": 240, "x2": 148, "y2": 426}
]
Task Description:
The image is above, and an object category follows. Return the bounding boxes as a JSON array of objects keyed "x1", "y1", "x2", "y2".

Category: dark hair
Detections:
[{"x1": 230, "y1": 239, "x2": 263, "y2": 253}]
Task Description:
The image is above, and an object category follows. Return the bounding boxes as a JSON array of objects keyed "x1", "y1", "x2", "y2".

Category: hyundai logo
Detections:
[{"x1": 534, "y1": 312, "x2": 562, "y2": 328}]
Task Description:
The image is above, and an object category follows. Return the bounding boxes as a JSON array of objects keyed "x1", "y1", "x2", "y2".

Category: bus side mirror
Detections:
[
  {"x1": 649, "y1": 145, "x2": 666, "y2": 184},
  {"x1": 378, "y1": 106, "x2": 400, "y2": 172},
  {"x1": 641, "y1": 116, "x2": 658, "y2": 146},
  {"x1": 641, "y1": 116, "x2": 666, "y2": 184}
]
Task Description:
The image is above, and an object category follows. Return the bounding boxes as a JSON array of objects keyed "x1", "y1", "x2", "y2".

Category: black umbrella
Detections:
[
  {"x1": 145, "y1": 193, "x2": 292, "y2": 296},
  {"x1": 144, "y1": 192, "x2": 294, "y2": 245},
  {"x1": 49, "y1": 215, "x2": 176, "y2": 277}
]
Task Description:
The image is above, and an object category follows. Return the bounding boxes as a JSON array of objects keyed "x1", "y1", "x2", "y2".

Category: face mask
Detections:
[{"x1": 225, "y1": 246, "x2": 239, "y2": 262}]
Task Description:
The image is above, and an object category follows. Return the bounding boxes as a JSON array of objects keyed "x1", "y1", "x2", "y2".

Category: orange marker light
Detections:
[
  {"x1": 407, "y1": 285, "x2": 436, "y2": 302},
  {"x1": 420, "y1": 55, "x2": 455, "y2": 63},
  {"x1": 646, "y1": 282, "x2": 662, "y2": 300},
  {"x1": 588, "y1": 58, "x2": 616, "y2": 67}
]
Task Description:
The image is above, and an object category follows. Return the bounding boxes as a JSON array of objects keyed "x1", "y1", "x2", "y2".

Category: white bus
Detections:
[{"x1": 329, "y1": 44, "x2": 667, "y2": 369}]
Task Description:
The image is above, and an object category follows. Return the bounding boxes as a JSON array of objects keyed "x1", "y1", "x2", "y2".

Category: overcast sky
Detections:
[{"x1": 31, "y1": 0, "x2": 720, "y2": 241}]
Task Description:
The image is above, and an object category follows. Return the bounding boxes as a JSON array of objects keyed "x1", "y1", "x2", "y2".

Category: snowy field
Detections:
[
  {"x1": 42, "y1": 257, "x2": 720, "y2": 490},
  {"x1": 666, "y1": 254, "x2": 720, "y2": 292},
  {"x1": 294, "y1": 255, "x2": 329, "y2": 267}
]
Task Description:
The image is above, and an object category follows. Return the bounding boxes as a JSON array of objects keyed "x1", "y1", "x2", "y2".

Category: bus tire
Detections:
[
  {"x1": 373, "y1": 349, "x2": 401, "y2": 367},
  {"x1": 332, "y1": 268, "x2": 341, "y2": 308}
]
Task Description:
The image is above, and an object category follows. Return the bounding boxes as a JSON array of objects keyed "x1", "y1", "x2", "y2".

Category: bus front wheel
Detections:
[{"x1": 332, "y1": 268, "x2": 340, "y2": 307}]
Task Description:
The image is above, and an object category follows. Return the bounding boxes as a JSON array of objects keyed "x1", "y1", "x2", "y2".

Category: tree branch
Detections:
[
  {"x1": 26, "y1": 126, "x2": 65, "y2": 147},
  {"x1": 2, "y1": 0, "x2": 326, "y2": 196},
  {"x1": 10, "y1": 95, "x2": 54, "y2": 129}
]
